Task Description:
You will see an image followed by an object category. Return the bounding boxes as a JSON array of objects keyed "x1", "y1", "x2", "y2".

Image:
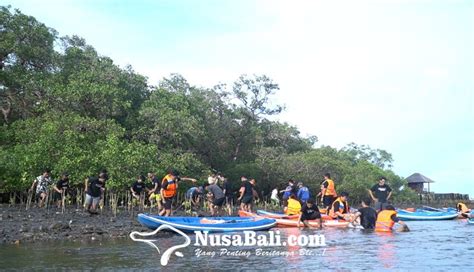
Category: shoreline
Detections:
[
  {"x1": 0, "y1": 204, "x2": 150, "y2": 245},
  {"x1": 2, "y1": 200, "x2": 471, "y2": 245}
]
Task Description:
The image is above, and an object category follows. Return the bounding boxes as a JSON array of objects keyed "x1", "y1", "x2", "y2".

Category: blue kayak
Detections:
[
  {"x1": 397, "y1": 209, "x2": 458, "y2": 221},
  {"x1": 137, "y1": 214, "x2": 276, "y2": 232}
]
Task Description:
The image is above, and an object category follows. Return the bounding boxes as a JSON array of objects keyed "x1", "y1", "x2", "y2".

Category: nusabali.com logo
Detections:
[{"x1": 130, "y1": 225, "x2": 326, "y2": 266}]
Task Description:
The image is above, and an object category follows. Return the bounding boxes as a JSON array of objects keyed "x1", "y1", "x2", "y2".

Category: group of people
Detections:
[
  {"x1": 275, "y1": 174, "x2": 409, "y2": 232},
  {"x1": 30, "y1": 169, "x2": 108, "y2": 214},
  {"x1": 29, "y1": 168, "x2": 469, "y2": 232},
  {"x1": 183, "y1": 175, "x2": 257, "y2": 216}
]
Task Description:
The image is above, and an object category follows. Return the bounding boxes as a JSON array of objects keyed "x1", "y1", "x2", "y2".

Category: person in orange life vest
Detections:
[
  {"x1": 375, "y1": 205, "x2": 409, "y2": 232},
  {"x1": 319, "y1": 173, "x2": 337, "y2": 213},
  {"x1": 284, "y1": 194, "x2": 302, "y2": 215},
  {"x1": 329, "y1": 192, "x2": 354, "y2": 221},
  {"x1": 159, "y1": 169, "x2": 197, "y2": 216},
  {"x1": 457, "y1": 202, "x2": 473, "y2": 218},
  {"x1": 159, "y1": 169, "x2": 178, "y2": 216}
]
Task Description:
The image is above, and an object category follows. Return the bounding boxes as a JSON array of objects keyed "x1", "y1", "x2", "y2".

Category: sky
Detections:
[{"x1": 5, "y1": 0, "x2": 473, "y2": 197}]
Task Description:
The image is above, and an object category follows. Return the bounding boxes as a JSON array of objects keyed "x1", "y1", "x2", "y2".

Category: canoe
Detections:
[
  {"x1": 137, "y1": 213, "x2": 276, "y2": 233},
  {"x1": 422, "y1": 206, "x2": 458, "y2": 213},
  {"x1": 239, "y1": 210, "x2": 348, "y2": 228},
  {"x1": 256, "y1": 209, "x2": 333, "y2": 221},
  {"x1": 256, "y1": 210, "x2": 300, "y2": 219},
  {"x1": 396, "y1": 209, "x2": 458, "y2": 221}
]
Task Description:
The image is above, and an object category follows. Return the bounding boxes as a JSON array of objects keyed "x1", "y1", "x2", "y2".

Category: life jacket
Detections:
[
  {"x1": 329, "y1": 197, "x2": 349, "y2": 218},
  {"x1": 324, "y1": 179, "x2": 337, "y2": 196},
  {"x1": 457, "y1": 203, "x2": 470, "y2": 213},
  {"x1": 285, "y1": 198, "x2": 302, "y2": 215},
  {"x1": 162, "y1": 174, "x2": 177, "y2": 198},
  {"x1": 375, "y1": 210, "x2": 397, "y2": 232}
]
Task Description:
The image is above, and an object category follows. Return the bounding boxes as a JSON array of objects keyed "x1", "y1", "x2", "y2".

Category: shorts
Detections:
[
  {"x1": 150, "y1": 193, "x2": 162, "y2": 202},
  {"x1": 213, "y1": 197, "x2": 225, "y2": 207},
  {"x1": 301, "y1": 212, "x2": 321, "y2": 221},
  {"x1": 323, "y1": 196, "x2": 335, "y2": 207},
  {"x1": 225, "y1": 195, "x2": 233, "y2": 205},
  {"x1": 53, "y1": 191, "x2": 65, "y2": 201},
  {"x1": 163, "y1": 197, "x2": 173, "y2": 210},
  {"x1": 374, "y1": 201, "x2": 388, "y2": 211},
  {"x1": 85, "y1": 194, "x2": 100, "y2": 206},
  {"x1": 241, "y1": 195, "x2": 253, "y2": 204},
  {"x1": 36, "y1": 191, "x2": 47, "y2": 200}
]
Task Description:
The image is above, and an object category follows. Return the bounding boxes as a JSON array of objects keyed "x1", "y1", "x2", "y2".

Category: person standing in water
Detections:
[
  {"x1": 368, "y1": 176, "x2": 392, "y2": 212},
  {"x1": 375, "y1": 205, "x2": 409, "y2": 232},
  {"x1": 351, "y1": 198, "x2": 377, "y2": 230},
  {"x1": 320, "y1": 173, "x2": 337, "y2": 213}
]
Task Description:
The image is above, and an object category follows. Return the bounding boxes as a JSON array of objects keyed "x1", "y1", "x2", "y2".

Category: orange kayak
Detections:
[{"x1": 239, "y1": 210, "x2": 349, "y2": 228}]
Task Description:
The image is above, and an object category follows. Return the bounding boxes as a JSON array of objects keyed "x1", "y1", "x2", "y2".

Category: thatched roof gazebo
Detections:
[{"x1": 405, "y1": 173, "x2": 435, "y2": 194}]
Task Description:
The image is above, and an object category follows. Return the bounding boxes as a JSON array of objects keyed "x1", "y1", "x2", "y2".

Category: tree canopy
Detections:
[{"x1": 0, "y1": 6, "x2": 417, "y2": 203}]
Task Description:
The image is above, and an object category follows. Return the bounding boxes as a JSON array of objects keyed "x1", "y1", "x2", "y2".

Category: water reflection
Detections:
[
  {"x1": 377, "y1": 242, "x2": 395, "y2": 269},
  {"x1": 0, "y1": 221, "x2": 473, "y2": 270}
]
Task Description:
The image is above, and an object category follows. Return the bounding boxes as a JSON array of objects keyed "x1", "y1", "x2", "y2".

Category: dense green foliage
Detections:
[{"x1": 0, "y1": 6, "x2": 417, "y2": 203}]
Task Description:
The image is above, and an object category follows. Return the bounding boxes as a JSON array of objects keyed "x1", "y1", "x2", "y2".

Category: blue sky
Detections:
[{"x1": 6, "y1": 0, "x2": 473, "y2": 197}]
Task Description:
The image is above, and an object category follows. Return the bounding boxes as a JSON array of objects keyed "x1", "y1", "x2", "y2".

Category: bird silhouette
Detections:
[{"x1": 130, "y1": 224, "x2": 191, "y2": 266}]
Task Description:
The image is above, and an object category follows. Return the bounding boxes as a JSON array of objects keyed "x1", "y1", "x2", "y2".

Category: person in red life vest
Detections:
[
  {"x1": 329, "y1": 192, "x2": 354, "y2": 221},
  {"x1": 375, "y1": 205, "x2": 409, "y2": 232},
  {"x1": 319, "y1": 173, "x2": 337, "y2": 213}
]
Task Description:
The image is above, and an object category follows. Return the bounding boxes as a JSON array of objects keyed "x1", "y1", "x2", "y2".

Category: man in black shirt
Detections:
[
  {"x1": 130, "y1": 175, "x2": 147, "y2": 200},
  {"x1": 238, "y1": 176, "x2": 254, "y2": 212},
  {"x1": 351, "y1": 198, "x2": 377, "y2": 230},
  {"x1": 147, "y1": 172, "x2": 162, "y2": 212},
  {"x1": 368, "y1": 177, "x2": 392, "y2": 211},
  {"x1": 53, "y1": 172, "x2": 70, "y2": 208},
  {"x1": 222, "y1": 178, "x2": 233, "y2": 215},
  {"x1": 84, "y1": 173, "x2": 107, "y2": 214},
  {"x1": 298, "y1": 198, "x2": 322, "y2": 229}
]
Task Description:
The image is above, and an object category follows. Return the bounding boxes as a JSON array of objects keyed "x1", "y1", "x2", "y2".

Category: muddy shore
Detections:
[{"x1": 0, "y1": 204, "x2": 157, "y2": 245}]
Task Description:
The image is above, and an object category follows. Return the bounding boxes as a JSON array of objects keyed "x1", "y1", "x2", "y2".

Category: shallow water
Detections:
[{"x1": 1, "y1": 220, "x2": 473, "y2": 271}]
